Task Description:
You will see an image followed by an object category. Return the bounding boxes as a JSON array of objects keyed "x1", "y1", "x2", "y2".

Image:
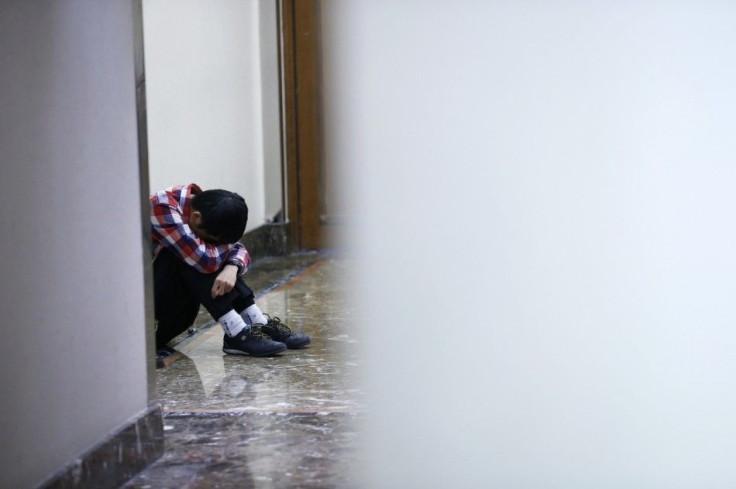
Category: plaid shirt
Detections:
[{"x1": 150, "y1": 183, "x2": 250, "y2": 275}]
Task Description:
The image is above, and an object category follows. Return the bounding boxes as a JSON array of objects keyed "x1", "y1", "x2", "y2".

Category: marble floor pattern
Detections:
[{"x1": 124, "y1": 254, "x2": 364, "y2": 488}]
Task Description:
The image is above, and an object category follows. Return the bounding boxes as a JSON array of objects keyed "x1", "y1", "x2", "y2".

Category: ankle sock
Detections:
[
  {"x1": 219, "y1": 310, "x2": 248, "y2": 337},
  {"x1": 241, "y1": 304, "x2": 268, "y2": 325}
]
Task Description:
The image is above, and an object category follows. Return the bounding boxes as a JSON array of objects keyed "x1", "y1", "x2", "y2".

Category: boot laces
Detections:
[
  {"x1": 244, "y1": 325, "x2": 270, "y2": 340},
  {"x1": 266, "y1": 315, "x2": 292, "y2": 335}
]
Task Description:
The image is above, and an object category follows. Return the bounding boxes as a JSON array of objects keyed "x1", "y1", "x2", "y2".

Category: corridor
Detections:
[{"x1": 124, "y1": 253, "x2": 363, "y2": 488}]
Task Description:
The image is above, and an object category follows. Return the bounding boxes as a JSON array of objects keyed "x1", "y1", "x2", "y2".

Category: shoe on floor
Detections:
[
  {"x1": 155, "y1": 346, "x2": 177, "y2": 369},
  {"x1": 223, "y1": 325, "x2": 286, "y2": 356},
  {"x1": 260, "y1": 316, "x2": 311, "y2": 349}
]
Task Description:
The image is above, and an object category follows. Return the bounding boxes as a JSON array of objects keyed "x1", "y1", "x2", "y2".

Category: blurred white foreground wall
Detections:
[
  {"x1": 0, "y1": 2, "x2": 150, "y2": 487},
  {"x1": 322, "y1": 1, "x2": 736, "y2": 487}
]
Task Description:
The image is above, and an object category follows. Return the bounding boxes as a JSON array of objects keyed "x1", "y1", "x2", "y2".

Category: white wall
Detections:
[
  {"x1": 143, "y1": 0, "x2": 283, "y2": 231},
  {"x1": 0, "y1": 1, "x2": 150, "y2": 487},
  {"x1": 322, "y1": 1, "x2": 736, "y2": 487},
  {"x1": 259, "y1": 0, "x2": 283, "y2": 222}
]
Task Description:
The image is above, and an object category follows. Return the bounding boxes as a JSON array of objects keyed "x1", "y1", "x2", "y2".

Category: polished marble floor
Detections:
[{"x1": 124, "y1": 254, "x2": 364, "y2": 488}]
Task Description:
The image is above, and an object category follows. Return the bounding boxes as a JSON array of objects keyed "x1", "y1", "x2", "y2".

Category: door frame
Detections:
[{"x1": 279, "y1": 0, "x2": 325, "y2": 250}]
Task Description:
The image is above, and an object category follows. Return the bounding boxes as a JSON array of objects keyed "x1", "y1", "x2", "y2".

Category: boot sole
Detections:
[
  {"x1": 287, "y1": 338, "x2": 311, "y2": 349},
  {"x1": 222, "y1": 346, "x2": 286, "y2": 357}
]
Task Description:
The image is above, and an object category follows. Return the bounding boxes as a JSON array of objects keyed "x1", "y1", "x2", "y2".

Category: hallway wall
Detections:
[
  {"x1": 322, "y1": 1, "x2": 736, "y2": 487},
  {"x1": 0, "y1": 2, "x2": 150, "y2": 487},
  {"x1": 142, "y1": 0, "x2": 283, "y2": 230}
]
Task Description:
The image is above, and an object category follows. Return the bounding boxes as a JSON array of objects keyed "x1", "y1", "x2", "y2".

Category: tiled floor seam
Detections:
[{"x1": 163, "y1": 409, "x2": 361, "y2": 416}]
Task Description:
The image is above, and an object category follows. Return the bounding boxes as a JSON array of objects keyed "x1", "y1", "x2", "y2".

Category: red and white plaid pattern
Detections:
[{"x1": 150, "y1": 183, "x2": 250, "y2": 275}]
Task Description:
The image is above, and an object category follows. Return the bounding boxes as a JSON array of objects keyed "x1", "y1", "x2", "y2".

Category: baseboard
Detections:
[
  {"x1": 241, "y1": 222, "x2": 289, "y2": 261},
  {"x1": 38, "y1": 405, "x2": 164, "y2": 489}
]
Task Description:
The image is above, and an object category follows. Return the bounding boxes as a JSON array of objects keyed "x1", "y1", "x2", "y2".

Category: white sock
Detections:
[
  {"x1": 218, "y1": 310, "x2": 248, "y2": 337},
  {"x1": 241, "y1": 304, "x2": 268, "y2": 325}
]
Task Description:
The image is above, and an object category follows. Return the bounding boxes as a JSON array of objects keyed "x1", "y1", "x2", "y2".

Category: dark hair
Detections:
[{"x1": 191, "y1": 189, "x2": 248, "y2": 244}]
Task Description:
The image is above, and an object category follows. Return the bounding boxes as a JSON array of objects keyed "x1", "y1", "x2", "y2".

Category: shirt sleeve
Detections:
[
  {"x1": 151, "y1": 201, "x2": 249, "y2": 275},
  {"x1": 225, "y1": 243, "x2": 251, "y2": 276}
]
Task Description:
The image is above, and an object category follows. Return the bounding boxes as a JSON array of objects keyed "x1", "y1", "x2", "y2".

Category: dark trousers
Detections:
[{"x1": 153, "y1": 249, "x2": 255, "y2": 348}]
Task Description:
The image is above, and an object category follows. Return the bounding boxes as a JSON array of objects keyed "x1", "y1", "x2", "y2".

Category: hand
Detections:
[{"x1": 211, "y1": 264, "x2": 239, "y2": 299}]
